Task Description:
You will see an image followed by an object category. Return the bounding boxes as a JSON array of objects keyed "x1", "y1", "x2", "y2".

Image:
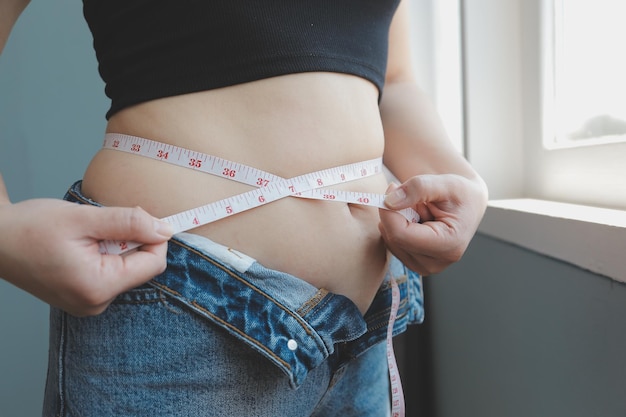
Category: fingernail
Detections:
[
  {"x1": 384, "y1": 188, "x2": 406, "y2": 207},
  {"x1": 154, "y1": 220, "x2": 174, "y2": 237}
]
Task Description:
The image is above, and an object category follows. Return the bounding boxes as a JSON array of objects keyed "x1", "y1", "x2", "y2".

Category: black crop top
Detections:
[{"x1": 82, "y1": 0, "x2": 401, "y2": 119}]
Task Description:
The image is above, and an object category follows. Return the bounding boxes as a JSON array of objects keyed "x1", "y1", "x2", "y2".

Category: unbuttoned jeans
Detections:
[{"x1": 43, "y1": 181, "x2": 424, "y2": 417}]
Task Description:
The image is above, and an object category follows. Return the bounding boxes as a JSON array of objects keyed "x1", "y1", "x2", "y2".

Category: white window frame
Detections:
[
  {"x1": 544, "y1": 0, "x2": 626, "y2": 150},
  {"x1": 531, "y1": 0, "x2": 626, "y2": 210}
]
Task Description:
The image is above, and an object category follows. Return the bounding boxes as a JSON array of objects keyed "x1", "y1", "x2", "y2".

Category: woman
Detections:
[{"x1": 0, "y1": 0, "x2": 487, "y2": 415}]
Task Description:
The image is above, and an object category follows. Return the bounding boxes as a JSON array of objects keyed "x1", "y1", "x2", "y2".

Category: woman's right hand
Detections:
[{"x1": 0, "y1": 174, "x2": 173, "y2": 316}]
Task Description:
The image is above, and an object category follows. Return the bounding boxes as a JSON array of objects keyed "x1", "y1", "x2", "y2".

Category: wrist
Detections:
[{"x1": 0, "y1": 173, "x2": 12, "y2": 205}]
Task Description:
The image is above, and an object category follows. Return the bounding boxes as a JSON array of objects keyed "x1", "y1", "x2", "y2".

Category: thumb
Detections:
[
  {"x1": 383, "y1": 182, "x2": 407, "y2": 209},
  {"x1": 384, "y1": 175, "x2": 455, "y2": 210},
  {"x1": 82, "y1": 206, "x2": 173, "y2": 244}
]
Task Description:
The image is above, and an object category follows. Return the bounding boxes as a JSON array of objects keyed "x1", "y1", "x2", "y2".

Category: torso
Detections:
[{"x1": 82, "y1": 72, "x2": 390, "y2": 313}]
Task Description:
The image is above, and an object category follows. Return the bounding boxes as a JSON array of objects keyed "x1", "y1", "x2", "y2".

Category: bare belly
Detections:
[{"x1": 82, "y1": 73, "x2": 390, "y2": 313}]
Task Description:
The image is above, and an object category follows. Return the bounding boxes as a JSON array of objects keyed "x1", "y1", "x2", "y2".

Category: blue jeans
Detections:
[{"x1": 43, "y1": 181, "x2": 424, "y2": 416}]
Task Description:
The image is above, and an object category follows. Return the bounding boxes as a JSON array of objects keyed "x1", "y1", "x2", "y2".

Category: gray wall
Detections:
[
  {"x1": 1, "y1": 2, "x2": 106, "y2": 416},
  {"x1": 417, "y1": 234, "x2": 626, "y2": 417}
]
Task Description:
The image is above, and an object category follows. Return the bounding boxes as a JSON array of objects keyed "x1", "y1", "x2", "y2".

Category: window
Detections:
[
  {"x1": 544, "y1": 0, "x2": 626, "y2": 149},
  {"x1": 525, "y1": 0, "x2": 626, "y2": 210},
  {"x1": 460, "y1": 0, "x2": 626, "y2": 210}
]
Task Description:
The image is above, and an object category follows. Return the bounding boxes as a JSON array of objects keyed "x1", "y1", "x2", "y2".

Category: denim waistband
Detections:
[{"x1": 64, "y1": 180, "x2": 424, "y2": 388}]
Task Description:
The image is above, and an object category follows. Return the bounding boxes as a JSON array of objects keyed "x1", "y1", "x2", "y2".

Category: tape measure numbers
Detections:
[{"x1": 99, "y1": 133, "x2": 412, "y2": 416}]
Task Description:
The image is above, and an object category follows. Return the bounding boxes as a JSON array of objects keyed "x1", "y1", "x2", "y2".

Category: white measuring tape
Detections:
[
  {"x1": 388, "y1": 277, "x2": 405, "y2": 417},
  {"x1": 98, "y1": 133, "x2": 419, "y2": 255},
  {"x1": 99, "y1": 133, "x2": 411, "y2": 416}
]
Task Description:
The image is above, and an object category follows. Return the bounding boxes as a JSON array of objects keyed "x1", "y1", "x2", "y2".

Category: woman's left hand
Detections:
[{"x1": 378, "y1": 173, "x2": 487, "y2": 276}]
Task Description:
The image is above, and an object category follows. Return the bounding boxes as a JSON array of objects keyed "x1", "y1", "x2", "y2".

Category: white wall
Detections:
[{"x1": 463, "y1": 0, "x2": 525, "y2": 199}]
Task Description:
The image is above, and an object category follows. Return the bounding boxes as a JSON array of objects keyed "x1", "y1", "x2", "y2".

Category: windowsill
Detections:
[{"x1": 478, "y1": 199, "x2": 626, "y2": 282}]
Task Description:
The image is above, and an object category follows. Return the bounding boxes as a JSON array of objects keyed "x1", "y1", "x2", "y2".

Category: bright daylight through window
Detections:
[{"x1": 545, "y1": 0, "x2": 626, "y2": 149}]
